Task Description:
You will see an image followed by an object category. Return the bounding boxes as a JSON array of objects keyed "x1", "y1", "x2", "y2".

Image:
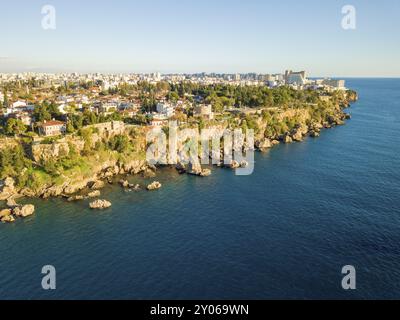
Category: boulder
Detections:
[
  {"x1": 6, "y1": 197, "x2": 18, "y2": 208},
  {"x1": 0, "y1": 209, "x2": 12, "y2": 218},
  {"x1": 13, "y1": 204, "x2": 35, "y2": 218},
  {"x1": 283, "y1": 135, "x2": 293, "y2": 144},
  {"x1": 147, "y1": 181, "x2": 162, "y2": 191},
  {"x1": 88, "y1": 180, "x2": 105, "y2": 190},
  {"x1": 255, "y1": 138, "x2": 272, "y2": 151},
  {"x1": 67, "y1": 195, "x2": 85, "y2": 202},
  {"x1": 87, "y1": 190, "x2": 101, "y2": 198},
  {"x1": 240, "y1": 160, "x2": 249, "y2": 168},
  {"x1": 130, "y1": 184, "x2": 141, "y2": 191},
  {"x1": 89, "y1": 199, "x2": 112, "y2": 209},
  {"x1": 200, "y1": 169, "x2": 212, "y2": 177},
  {"x1": 271, "y1": 140, "x2": 280, "y2": 146},
  {"x1": 1, "y1": 215, "x2": 15, "y2": 223},
  {"x1": 119, "y1": 180, "x2": 130, "y2": 188},
  {"x1": 188, "y1": 162, "x2": 202, "y2": 176},
  {"x1": 310, "y1": 130, "x2": 320, "y2": 138},
  {"x1": 229, "y1": 160, "x2": 240, "y2": 169},
  {"x1": 0, "y1": 177, "x2": 17, "y2": 201},
  {"x1": 176, "y1": 162, "x2": 187, "y2": 174},
  {"x1": 292, "y1": 131, "x2": 303, "y2": 142}
]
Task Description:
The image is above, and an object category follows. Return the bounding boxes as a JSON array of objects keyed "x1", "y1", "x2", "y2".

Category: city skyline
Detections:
[{"x1": 1, "y1": 0, "x2": 400, "y2": 77}]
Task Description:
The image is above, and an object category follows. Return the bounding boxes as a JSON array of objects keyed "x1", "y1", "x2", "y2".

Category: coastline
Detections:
[{"x1": 0, "y1": 90, "x2": 358, "y2": 223}]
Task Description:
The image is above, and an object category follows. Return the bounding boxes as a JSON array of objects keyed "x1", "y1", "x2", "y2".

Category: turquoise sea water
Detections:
[{"x1": 0, "y1": 79, "x2": 399, "y2": 300}]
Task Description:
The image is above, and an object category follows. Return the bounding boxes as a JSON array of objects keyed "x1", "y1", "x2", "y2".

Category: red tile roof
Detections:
[{"x1": 41, "y1": 120, "x2": 65, "y2": 127}]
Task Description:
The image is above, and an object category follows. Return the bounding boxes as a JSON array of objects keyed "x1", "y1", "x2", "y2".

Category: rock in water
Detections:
[
  {"x1": 147, "y1": 181, "x2": 162, "y2": 191},
  {"x1": 200, "y1": 169, "x2": 212, "y2": 177},
  {"x1": 0, "y1": 209, "x2": 12, "y2": 218},
  {"x1": 67, "y1": 195, "x2": 85, "y2": 202},
  {"x1": 89, "y1": 200, "x2": 112, "y2": 209},
  {"x1": 309, "y1": 130, "x2": 320, "y2": 138},
  {"x1": 13, "y1": 204, "x2": 35, "y2": 217},
  {"x1": 1, "y1": 215, "x2": 15, "y2": 223},
  {"x1": 283, "y1": 135, "x2": 293, "y2": 144},
  {"x1": 229, "y1": 160, "x2": 240, "y2": 169},
  {"x1": 256, "y1": 138, "x2": 272, "y2": 151},
  {"x1": 292, "y1": 131, "x2": 304, "y2": 142},
  {"x1": 87, "y1": 190, "x2": 101, "y2": 198},
  {"x1": 129, "y1": 184, "x2": 141, "y2": 191},
  {"x1": 88, "y1": 180, "x2": 105, "y2": 190},
  {"x1": 240, "y1": 160, "x2": 249, "y2": 168},
  {"x1": 176, "y1": 162, "x2": 187, "y2": 174},
  {"x1": 119, "y1": 180, "x2": 130, "y2": 188}
]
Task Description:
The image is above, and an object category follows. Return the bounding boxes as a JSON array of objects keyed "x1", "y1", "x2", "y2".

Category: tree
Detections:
[
  {"x1": 3, "y1": 90, "x2": 9, "y2": 108},
  {"x1": 108, "y1": 135, "x2": 130, "y2": 153},
  {"x1": 33, "y1": 104, "x2": 51, "y2": 122},
  {"x1": 66, "y1": 121, "x2": 75, "y2": 134},
  {"x1": 48, "y1": 103, "x2": 62, "y2": 119},
  {"x1": 5, "y1": 118, "x2": 27, "y2": 135}
]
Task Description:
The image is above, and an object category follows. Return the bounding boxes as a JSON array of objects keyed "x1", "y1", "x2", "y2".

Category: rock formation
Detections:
[
  {"x1": 13, "y1": 204, "x2": 35, "y2": 218},
  {"x1": 147, "y1": 181, "x2": 162, "y2": 191},
  {"x1": 89, "y1": 199, "x2": 112, "y2": 209}
]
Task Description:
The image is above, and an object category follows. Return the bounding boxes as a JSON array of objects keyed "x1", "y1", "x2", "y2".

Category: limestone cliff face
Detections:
[
  {"x1": 31, "y1": 137, "x2": 85, "y2": 162},
  {"x1": 30, "y1": 121, "x2": 128, "y2": 163}
]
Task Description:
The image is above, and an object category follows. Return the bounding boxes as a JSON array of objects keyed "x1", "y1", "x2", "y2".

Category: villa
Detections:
[{"x1": 38, "y1": 120, "x2": 67, "y2": 137}]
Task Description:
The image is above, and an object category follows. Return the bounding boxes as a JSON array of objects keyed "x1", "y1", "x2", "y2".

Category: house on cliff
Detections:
[{"x1": 38, "y1": 120, "x2": 67, "y2": 137}]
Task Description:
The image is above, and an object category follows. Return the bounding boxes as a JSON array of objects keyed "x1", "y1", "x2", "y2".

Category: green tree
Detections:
[
  {"x1": 108, "y1": 135, "x2": 130, "y2": 153},
  {"x1": 5, "y1": 118, "x2": 27, "y2": 135},
  {"x1": 33, "y1": 104, "x2": 51, "y2": 122}
]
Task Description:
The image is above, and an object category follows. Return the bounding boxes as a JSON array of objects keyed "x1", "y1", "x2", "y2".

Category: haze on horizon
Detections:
[{"x1": 1, "y1": 0, "x2": 399, "y2": 77}]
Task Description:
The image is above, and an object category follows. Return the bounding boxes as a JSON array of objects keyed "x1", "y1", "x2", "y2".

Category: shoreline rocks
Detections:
[
  {"x1": 255, "y1": 138, "x2": 272, "y2": 152},
  {"x1": 1, "y1": 203, "x2": 35, "y2": 223},
  {"x1": 13, "y1": 204, "x2": 35, "y2": 218},
  {"x1": 283, "y1": 135, "x2": 293, "y2": 144},
  {"x1": 187, "y1": 162, "x2": 212, "y2": 177},
  {"x1": 67, "y1": 195, "x2": 85, "y2": 202},
  {"x1": 1, "y1": 215, "x2": 15, "y2": 223},
  {"x1": 176, "y1": 162, "x2": 187, "y2": 174},
  {"x1": 88, "y1": 180, "x2": 105, "y2": 190},
  {"x1": 89, "y1": 199, "x2": 112, "y2": 209},
  {"x1": 87, "y1": 190, "x2": 101, "y2": 198},
  {"x1": 0, "y1": 177, "x2": 17, "y2": 201},
  {"x1": 147, "y1": 181, "x2": 162, "y2": 191}
]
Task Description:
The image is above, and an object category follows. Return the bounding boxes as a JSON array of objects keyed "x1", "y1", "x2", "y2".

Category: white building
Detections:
[
  {"x1": 12, "y1": 100, "x2": 27, "y2": 109},
  {"x1": 286, "y1": 70, "x2": 307, "y2": 86},
  {"x1": 156, "y1": 102, "x2": 175, "y2": 117},
  {"x1": 38, "y1": 120, "x2": 67, "y2": 136},
  {"x1": 322, "y1": 79, "x2": 346, "y2": 90}
]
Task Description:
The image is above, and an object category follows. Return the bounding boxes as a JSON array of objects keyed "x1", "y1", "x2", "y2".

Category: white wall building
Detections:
[{"x1": 156, "y1": 102, "x2": 175, "y2": 117}]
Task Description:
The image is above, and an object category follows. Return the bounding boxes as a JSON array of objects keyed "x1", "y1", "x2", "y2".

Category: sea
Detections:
[{"x1": 0, "y1": 78, "x2": 399, "y2": 300}]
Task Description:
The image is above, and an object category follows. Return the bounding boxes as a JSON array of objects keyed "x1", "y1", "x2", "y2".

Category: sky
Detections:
[{"x1": 0, "y1": 0, "x2": 399, "y2": 76}]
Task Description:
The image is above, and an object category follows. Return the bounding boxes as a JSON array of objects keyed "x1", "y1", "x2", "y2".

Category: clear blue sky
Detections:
[{"x1": 1, "y1": 0, "x2": 399, "y2": 76}]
